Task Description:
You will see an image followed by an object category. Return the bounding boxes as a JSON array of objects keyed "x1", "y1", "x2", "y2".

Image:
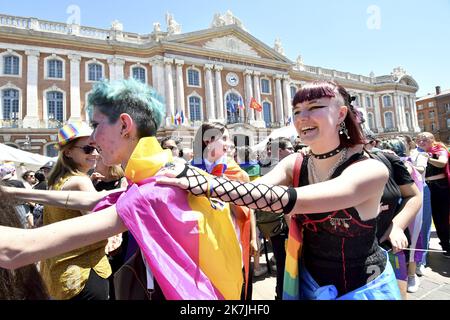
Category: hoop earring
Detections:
[{"x1": 339, "y1": 122, "x2": 350, "y2": 140}]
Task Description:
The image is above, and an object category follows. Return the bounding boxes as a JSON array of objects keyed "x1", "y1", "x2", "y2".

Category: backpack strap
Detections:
[{"x1": 292, "y1": 153, "x2": 303, "y2": 188}]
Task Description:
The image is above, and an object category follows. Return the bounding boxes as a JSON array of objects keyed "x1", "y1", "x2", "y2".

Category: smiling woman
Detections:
[{"x1": 157, "y1": 80, "x2": 402, "y2": 300}]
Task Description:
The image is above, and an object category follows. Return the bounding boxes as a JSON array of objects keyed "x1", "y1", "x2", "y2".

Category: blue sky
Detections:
[{"x1": 2, "y1": 0, "x2": 449, "y2": 97}]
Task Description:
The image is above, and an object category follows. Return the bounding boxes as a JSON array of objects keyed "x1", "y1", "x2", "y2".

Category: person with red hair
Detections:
[{"x1": 158, "y1": 81, "x2": 402, "y2": 300}]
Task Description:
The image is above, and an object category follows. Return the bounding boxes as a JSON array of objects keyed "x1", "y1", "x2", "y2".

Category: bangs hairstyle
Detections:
[
  {"x1": 292, "y1": 81, "x2": 365, "y2": 148},
  {"x1": 87, "y1": 78, "x2": 165, "y2": 138}
]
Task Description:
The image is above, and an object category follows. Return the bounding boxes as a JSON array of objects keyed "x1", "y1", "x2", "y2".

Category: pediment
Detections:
[
  {"x1": 166, "y1": 25, "x2": 292, "y2": 64},
  {"x1": 203, "y1": 35, "x2": 260, "y2": 58}
]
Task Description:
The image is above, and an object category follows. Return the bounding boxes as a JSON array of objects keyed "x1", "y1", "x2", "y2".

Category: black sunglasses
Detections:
[
  {"x1": 73, "y1": 145, "x2": 97, "y2": 154},
  {"x1": 164, "y1": 145, "x2": 178, "y2": 151}
]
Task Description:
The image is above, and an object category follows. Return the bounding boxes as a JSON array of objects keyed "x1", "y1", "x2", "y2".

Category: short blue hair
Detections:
[{"x1": 88, "y1": 78, "x2": 165, "y2": 137}]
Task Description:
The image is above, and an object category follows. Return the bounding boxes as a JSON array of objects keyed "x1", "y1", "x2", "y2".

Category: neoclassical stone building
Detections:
[{"x1": 0, "y1": 11, "x2": 421, "y2": 155}]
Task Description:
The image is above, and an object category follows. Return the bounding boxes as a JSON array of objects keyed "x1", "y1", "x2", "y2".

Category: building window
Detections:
[
  {"x1": 187, "y1": 69, "x2": 200, "y2": 87},
  {"x1": 417, "y1": 104, "x2": 423, "y2": 110},
  {"x1": 225, "y1": 92, "x2": 241, "y2": 124},
  {"x1": 384, "y1": 112, "x2": 394, "y2": 129},
  {"x1": 3, "y1": 55, "x2": 19, "y2": 75},
  {"x1": 431, "y1": 122, "x2": 436, "y2": 131},
  {"x1": 428, "y1": 102, "x2": 434, "y2": 107},
  {"x1": 189, "y1": 96, "x2": 201, "y2": 121},
  {"x1": 132, "y1": 66, "x2": 146, "y2": 83},
  {"x1": 447, "y1": 118, "x2": 450, "y2": 129},
  {"x1": 47, "y1": 59, "x2": 63, "y2": 78},
  {"x1": 429, "y1": 110, "x2": 435, "y2": 119},
  {"x1": 262, "y1": 102, "x2": 272, "y2": 125},
  {"x1": 418, "y1": 113, "x2": 424, "y2": 120},
  {"x1": 366, "y1": 96, "x2": 371, "y2": 108},
  {"x1": 383, "y1": 95, "x2": 392, "y2": 107},
  {"x1": 88, "y1": 63, "x2": 103, "y2": 81},
  {"x1": 47, "y1": 91, "x2": 64, "y2": 122},
  {"x1": 45, "y1": 143, "x2": 58, "y2": 157},
  {"x1": 367, "y1": 112, "x2": 375, "y2": 130},
  {"x1": 445, "y1": 103, "x2": 450, "y2": 113},
  {"x1": 261, "y1": 79, "x2": 270, "y2": 94},
  {"x1": 2, "y1": 89, "x2": 19, "y2": 120},
  {"x1": 290, "y1": 86, "x2": 297, "y2": 99}
]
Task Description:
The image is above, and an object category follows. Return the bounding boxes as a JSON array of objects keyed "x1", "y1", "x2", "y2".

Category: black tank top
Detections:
[{"x1": 294, "y1": 153, "x2": 386, "y2": 296}]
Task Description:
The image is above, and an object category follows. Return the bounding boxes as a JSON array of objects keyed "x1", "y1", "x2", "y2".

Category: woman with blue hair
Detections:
[{"x1": 0, "y1": 78, "x2": 244, "y2": 300}]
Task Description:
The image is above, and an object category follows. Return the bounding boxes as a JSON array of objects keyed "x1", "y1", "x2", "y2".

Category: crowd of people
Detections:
[{"x1": 0, "y1": 78, "x2": 448, "y2": 301}]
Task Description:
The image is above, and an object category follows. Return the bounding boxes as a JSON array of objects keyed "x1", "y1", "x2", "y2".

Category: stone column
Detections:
[
  {"x1": 68, "y1": 54, "x2": 82, "y2": 123},
  {"x1": 214, "y1": 65, "x2": 224, "y2": 122},
  {"x1": 282, "y1": 75, "x2": 292, "y2": 122},
  {"x1": 410, "y1": 95, "x2": 421, "y2": 132},
  {"x1": 164, "y1": 58, "x2": 175, "y2": 126},
  {"x1": 274, "y1": 75, "x2": 284, "y2": 124},
  {"x1": 175, "y1": 59, "x2": 185, "y2": 123},
  {"x1": 23, "y1": 50, "x2": 40, "y2": 128},
  {"x1": 204, "y1": 64, "x2": 216, "y2": 121},
  {"x1": 373, "y1": 94, "x2": 384, "y2": 133},
  {"x1": 251, "y1": 71, "x2": 265, "y2": 127},
  {"x1": 244, "y1": 69, "x2": 254, "y2": 121},
  {"x1": 149, "y1": 56, "x2": 165, "y2": 97},
  {"x1": 108, "y1": 57, "x2": 125, "y2": 81},
  {"x1": 395, "y1": 93, "x2": 408, "y2": 132}
]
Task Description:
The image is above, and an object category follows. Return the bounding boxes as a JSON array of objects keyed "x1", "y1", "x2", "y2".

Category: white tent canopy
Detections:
[
  {"x1": 0, "y1": 143, "x2": 53, "y2": 169},
  {"x1": 252, "y1": 125, "x2": 299, "y2": 152}
]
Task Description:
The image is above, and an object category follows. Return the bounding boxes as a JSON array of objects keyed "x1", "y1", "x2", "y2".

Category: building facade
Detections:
[
  {"x1": 416, "y1": 86, "x2": 450, "y2": 143},
  {"x1": 0, "y1": 11, "x2": 421, "y2": 155}
]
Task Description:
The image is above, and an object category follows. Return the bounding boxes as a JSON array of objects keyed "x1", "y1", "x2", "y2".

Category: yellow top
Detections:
[{"x1": 40, "y1": 175, "x2": 111, "y2": 300}]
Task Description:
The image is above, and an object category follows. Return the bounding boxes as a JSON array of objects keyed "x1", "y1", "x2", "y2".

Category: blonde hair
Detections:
[
  {"x1": 108, "y1": 165, "x2": 124, "y2": 180},
  {"x1": 47, "y1": 139, "x2": 86, "y2": 188}
]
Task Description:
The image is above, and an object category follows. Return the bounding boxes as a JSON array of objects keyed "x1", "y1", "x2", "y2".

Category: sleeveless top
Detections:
[
  {"x1": 40, "y1": 175, "x2": 111, "y2": 300},
  {"x1": 294, "y1": 153, "x2": 386, "y2": 295}
]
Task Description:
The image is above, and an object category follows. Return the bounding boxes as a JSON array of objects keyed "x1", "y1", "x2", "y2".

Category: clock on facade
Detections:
[{"x1": 226, "y1": 72, "x2": 239, "y2": 86}]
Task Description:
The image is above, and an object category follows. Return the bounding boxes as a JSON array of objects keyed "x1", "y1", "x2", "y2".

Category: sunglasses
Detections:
[
  {"x1": 164, "y1": 145, "x2": 178, "y2": 151},
  {"x1": 73, "y1": 145, "x2": 97, "y2": 154}
]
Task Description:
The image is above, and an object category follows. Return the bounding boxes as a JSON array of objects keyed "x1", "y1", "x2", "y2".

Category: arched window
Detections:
[
  {"x1": 47, "y1": 59, "x2": 63, "y2": 78},
  {"x1": 2, "y1": 89, "x2": 19, "y2": 120},
  {"x1": 45, "y1": 143, "x2": 58, "y2": 157},
  {"x1": 366, "y1": 96, "x2": 371, "y2": 108},
  {"x1": 188, "y1": 96, "x2": 201, "y2": 121},
  {"x1": 262, "y1": 102, "x2": 272, "y2": 125},
  {"x1": 187, "y1": 69, "x2": 200, "y2": 87},
  {"x1": 3, "y1": 55, "x2": 19, "y2": 75},
  {"x1": 47, "y1": 91, "x2": 64, "y2": 122},
  {"x1": 88, "y1": 63, "x2": 103, "y2": 81},
  {"x1": 383, "y1": 95, "x2": 392, "y2": 107},
  {"x1": 225, "y1": 92, "x2": 241, "y2": 124},
  {"x1": 384, "y1": 112, "x2": 394, "y2": 129},
  {"x1": 367, "y1": 112, "x2": 375, "y2": 130},
  {"x1": 132, "y1": 66, "x2": 146, "y2": 83}
]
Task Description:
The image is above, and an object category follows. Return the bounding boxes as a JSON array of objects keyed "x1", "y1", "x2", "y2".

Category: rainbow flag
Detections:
[{"x1": 94, "y1": 137, "x2": 243, "y2": 300}]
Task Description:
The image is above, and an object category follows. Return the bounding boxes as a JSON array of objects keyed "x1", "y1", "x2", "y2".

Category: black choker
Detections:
[{"x1": 310, "y1": 146, "x2": 344, "y2": 159}]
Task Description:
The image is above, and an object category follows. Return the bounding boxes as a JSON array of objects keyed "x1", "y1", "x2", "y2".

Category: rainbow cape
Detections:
[{"x1": 95, "y1": 137, "x2": 243, "y2": 299}]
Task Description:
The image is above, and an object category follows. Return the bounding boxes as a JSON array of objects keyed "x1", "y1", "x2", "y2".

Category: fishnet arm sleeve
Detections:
[
  {"x1": 176, "y1": 165, "x2": 297, "y2": 214},
  {"x1": 210, "y1": 177, "x2": 297, "y2": 214}
]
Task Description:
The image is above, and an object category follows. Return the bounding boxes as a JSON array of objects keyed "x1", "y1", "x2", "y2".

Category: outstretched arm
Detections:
[
  {"x1": 0, "y1": 205, "x2": 127, "y2": 269},
  {"x1": 157, "y1": 159, "x2": 388, "y2": 218},
  {"x1": 1, "y1": 186, "x2": 121, "y2": 211}
]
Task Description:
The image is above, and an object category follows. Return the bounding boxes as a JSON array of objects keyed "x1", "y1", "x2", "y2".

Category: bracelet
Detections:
[{"x1": 65, "y1": 193, "x2": 70, "y2": 208}]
